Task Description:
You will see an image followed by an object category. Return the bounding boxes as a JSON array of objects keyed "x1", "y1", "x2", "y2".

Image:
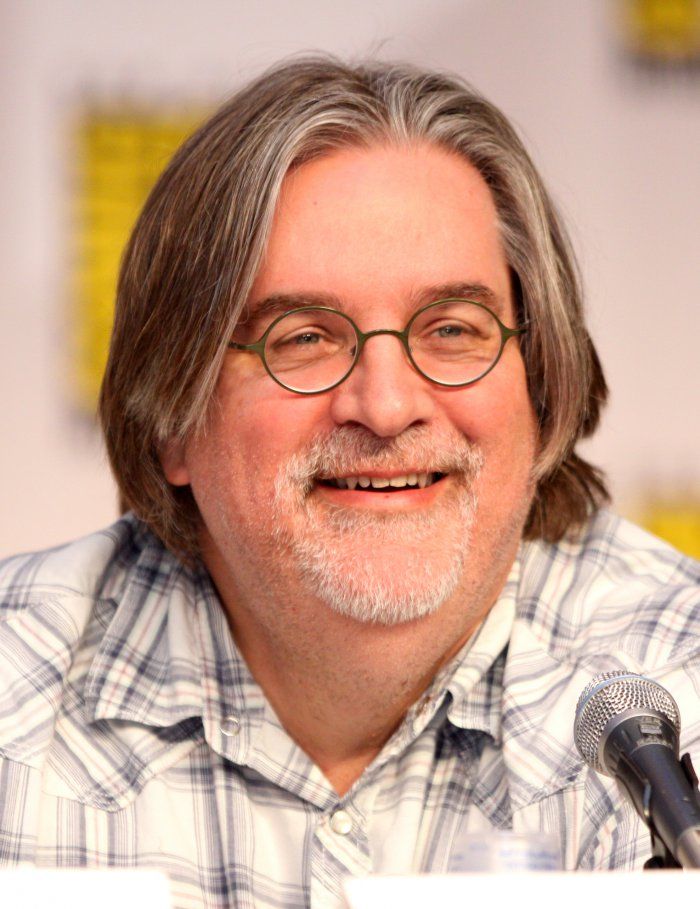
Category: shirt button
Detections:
[
  {"x1": 220, "y1": 715, "x2": 241, "y2": 737},
  {"x1": 329, "y1": 810, "x2": 353, "y2": 836}
]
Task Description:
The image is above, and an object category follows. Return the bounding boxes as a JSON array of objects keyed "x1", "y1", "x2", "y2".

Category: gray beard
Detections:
[{"x1": 271, "y1": 425, "x2": 484, "y2": 625}]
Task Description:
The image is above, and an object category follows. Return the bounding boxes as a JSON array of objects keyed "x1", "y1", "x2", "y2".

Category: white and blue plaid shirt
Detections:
[{"x1": 0, "y1": 510, "x2": 698, "y2": 908}]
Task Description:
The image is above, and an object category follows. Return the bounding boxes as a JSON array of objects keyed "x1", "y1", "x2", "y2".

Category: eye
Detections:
[
  {"x1": 264, "y1": 308, "x2": 356, "y2": 368},
  {"x1": 436, "y1": 323, "x2": 470, "y2": 337},
  {"x1": 274, "y1": 326, "x2": 331, "y2": 349},
  {"x1": 292, "y1": 331, "x2": 322, "y2": 345},
  {"x1": 424, "y1": 319, "x2": 484, "y2": 342}
]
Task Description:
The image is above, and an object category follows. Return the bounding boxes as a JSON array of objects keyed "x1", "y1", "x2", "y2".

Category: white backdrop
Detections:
[{"x1": 1, "y1": 0, "x2": 699, "y2": 555}]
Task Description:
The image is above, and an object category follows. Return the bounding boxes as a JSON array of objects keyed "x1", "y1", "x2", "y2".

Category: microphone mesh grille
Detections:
[{"x1": 574, "y1": 671, "x2": 680, "y2": 772}]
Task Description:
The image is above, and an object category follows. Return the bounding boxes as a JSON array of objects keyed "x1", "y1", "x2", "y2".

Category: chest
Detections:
[{"x1": 1, "y1": 729, "x2": 533, "y2": 909}]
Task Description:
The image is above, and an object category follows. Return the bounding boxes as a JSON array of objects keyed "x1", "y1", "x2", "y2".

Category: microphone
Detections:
[{"x1": 574, "y1": 671, "x2": 700, "y2": 869}]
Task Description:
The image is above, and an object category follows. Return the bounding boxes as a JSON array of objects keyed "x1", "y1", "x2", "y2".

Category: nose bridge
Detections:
[
  {"x1": 356, "y1": 327, "x2": 410, "y2": 368},
  {"x1": 328, "y1": 322, "x2": 434, "y2": 437},
  {"x1": 361, "y1": 327, "x2": 406, "y2": 343}
]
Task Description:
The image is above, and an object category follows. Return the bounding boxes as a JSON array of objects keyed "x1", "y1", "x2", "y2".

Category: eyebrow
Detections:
[
  {"x1": 413, "y1": 282, "x2": 505, "y2": 316},
  {"x1": 242, "y1": 292, "x2": 343, "y2": 325},
  {"x1": 242, "y1": 281, "x2": 506, "y2": 326}
]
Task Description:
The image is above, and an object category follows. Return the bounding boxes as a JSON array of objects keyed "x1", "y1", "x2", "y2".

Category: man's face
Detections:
[{"x1": 164, "y1": 143, "x2": 537, "y2": 627}]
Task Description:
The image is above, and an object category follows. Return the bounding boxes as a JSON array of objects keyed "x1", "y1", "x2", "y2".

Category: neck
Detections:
[
  {"x1": 202, "y1": 535, "x2": 516, "y2": 796},
  {"x1": 234, "y1": 608, "x2": 472, "y2": 794}
]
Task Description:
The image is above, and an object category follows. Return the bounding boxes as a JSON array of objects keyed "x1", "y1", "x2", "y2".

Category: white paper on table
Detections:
[
  {"x1": 344, "y1": 870, "x2": 700, "y2": 909},
  {"x1": 0, "y1": 868, "x2": 172, "y2": 909}
]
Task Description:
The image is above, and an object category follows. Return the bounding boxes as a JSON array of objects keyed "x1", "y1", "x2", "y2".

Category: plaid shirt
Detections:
[{"x1": 0, "y1": 510, "x2": 698, "y2": 908}]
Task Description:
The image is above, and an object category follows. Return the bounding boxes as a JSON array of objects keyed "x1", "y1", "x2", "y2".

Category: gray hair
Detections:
[{"x1": 100, "y1": 56, "x2": 608, "y2": 557}]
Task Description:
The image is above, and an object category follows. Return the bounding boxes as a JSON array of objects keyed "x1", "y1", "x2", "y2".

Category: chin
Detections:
[
  {"x1": 306, "y1": 556, "x2": 462, "y2": 626},
  {"x1": 281, "y1": 512, "x2": 474, "y2": 625}
]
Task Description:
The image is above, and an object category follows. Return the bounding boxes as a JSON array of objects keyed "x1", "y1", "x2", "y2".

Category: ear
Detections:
[{"x1": 159, "y1": 438, "x2": 191, "y2": 487}]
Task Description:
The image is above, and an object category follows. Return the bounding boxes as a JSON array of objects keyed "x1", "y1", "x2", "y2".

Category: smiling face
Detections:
[{"x1": 163, "y1": 142, "x2": 538, "y2": 629}]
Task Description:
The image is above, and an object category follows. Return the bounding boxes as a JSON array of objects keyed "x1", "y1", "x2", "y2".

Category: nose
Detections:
[{"x1": 327, "y1": 332, "x2": 436, "y2": 437}]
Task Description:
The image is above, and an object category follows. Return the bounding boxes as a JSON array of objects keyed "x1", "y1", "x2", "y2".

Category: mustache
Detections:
[{"x1": 277, "y1": 424, "x2": 484, "y2": 494}]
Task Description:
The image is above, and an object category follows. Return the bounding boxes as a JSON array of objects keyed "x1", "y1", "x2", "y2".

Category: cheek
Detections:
[
  {"x1": 448, "y1": 381, "x2": 534, "y2": 440},
  {"x1": 446, "y1": 375, "x2": 536, "y2": 479},
  {"x1": 237, "y1": 394, "x2": 332, "y2": 468},
  {"x1": 188, "y1": 379, "x2": 332, "y2": 499}
]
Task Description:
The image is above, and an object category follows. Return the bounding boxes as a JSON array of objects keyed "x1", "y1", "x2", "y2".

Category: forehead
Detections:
[{"x1": 246, "y1": 142, "x2": 512, "y2": 324}]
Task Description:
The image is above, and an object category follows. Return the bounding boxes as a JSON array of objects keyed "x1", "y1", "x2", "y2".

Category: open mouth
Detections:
[{"x1": 317, "y1": 472, "x2": 447, "y2": 491}]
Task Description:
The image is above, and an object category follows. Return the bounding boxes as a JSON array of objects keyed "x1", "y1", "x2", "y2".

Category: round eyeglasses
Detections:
[{"x1": 228, "y1": 298, "x2": 525, "y2": 395}]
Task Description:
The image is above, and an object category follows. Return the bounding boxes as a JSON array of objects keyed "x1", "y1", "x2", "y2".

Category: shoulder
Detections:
[
  {"x1": 0, "y1": 515, "x2": 145, "y2": 606},
  {"x1": 0, "y1": 513, "x2": 159, "y2": 669},
  {"x1": 503, "y1": 512, "x2": 699, "y2": 852},
  {"x1": 0, "y1": 515, "x2": 156, "y2": 765},
  {"x1": 516, "y1": 509, "x2": 700, "y2": 671}
]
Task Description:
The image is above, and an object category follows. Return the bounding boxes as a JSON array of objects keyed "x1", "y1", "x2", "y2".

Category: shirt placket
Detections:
[{"x1": 311, "y1": 798, "x2": 372, "y2": 909}]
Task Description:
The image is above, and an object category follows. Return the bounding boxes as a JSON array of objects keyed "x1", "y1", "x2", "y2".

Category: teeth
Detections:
[{"x1": 326, "y1": 472, "x2": 441, "y2": 490}]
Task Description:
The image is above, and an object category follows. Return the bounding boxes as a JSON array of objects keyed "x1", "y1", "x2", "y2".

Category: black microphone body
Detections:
[
  {"x1": 604, "y1": 711, "x2": 700, "y2": 868},
  {"x1": 575, "y1": 673, "x2": 700, "y2": 869}
]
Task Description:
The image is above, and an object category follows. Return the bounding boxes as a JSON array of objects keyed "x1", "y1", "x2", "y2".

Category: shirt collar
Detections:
[
  {"x1": 407, "y1": 556, "x2": 520, "y2": 744},
  {"x1": 82, "y1": 518, "x2": 261, "y2": 764},
  {"x1": 381, "y1": 553, "x2": 520, "y2": 763},
  {"x1": 443, "y1": 554, "x2": 519, "y2": 743}
]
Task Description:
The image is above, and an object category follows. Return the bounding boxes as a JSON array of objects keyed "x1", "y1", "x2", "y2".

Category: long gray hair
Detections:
[{"x1": 100, "y1": 56, "x2": 608, "y2": 557}]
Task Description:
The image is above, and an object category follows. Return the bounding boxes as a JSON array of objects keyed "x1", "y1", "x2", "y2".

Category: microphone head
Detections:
[{"x1": 574, "y1": 671, "x2": 681, "y2": 773}]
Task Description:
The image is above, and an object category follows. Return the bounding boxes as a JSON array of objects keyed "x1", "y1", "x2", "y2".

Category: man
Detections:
[{"x1": 1, "y1": 58, "x2": 698, "y2": 907}]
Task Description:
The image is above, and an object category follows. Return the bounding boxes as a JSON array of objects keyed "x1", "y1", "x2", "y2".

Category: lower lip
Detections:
[{"x1": 313, "y1": 476, "x2": 449, "y2": 510}]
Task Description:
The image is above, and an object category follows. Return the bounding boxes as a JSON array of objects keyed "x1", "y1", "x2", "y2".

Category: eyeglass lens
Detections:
[{"x1": 263, "y1": 301, "x2": 503, "y2": 393}]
